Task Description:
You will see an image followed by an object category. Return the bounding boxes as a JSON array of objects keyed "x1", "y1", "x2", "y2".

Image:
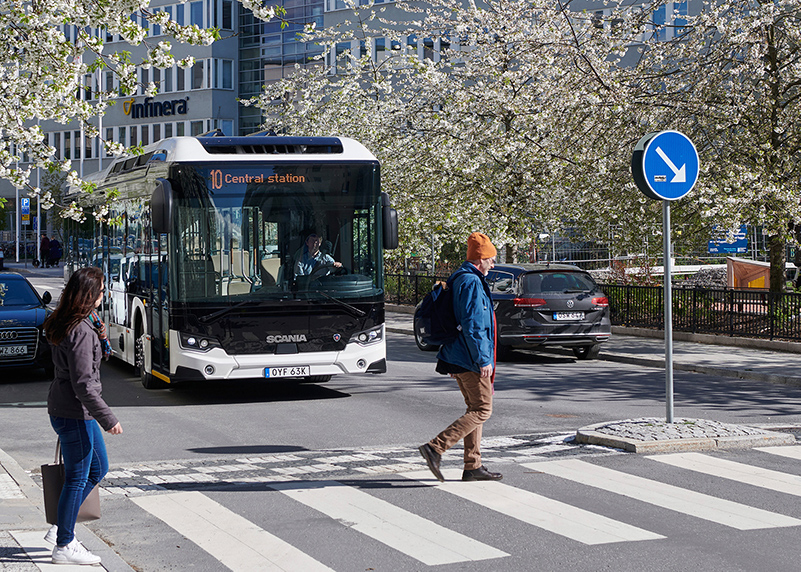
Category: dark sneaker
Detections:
[
  {"x1": 462, "y1": 466, "x2": 503, "y2": 482},
  {"x1": 419, "y1": 444, "x2": 445, "y2": 482}
]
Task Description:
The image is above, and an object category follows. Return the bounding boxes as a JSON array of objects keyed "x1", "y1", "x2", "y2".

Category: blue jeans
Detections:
[{"x1": 49, "y1": 417, "x2": 108, "y2": 546}]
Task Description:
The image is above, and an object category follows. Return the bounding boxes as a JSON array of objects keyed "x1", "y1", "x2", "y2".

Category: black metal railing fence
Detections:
[{"x1": 385, "y1": 273, "x2": 801, "y2": 341}]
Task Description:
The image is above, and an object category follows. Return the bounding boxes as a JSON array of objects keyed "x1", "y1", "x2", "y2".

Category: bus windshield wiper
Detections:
[
  {"x1": 309, "y1": 290, "x2": 366, "y2": 318},
  {"x1": 199, "y1": 300, "x2": 256, "y2": 324}
]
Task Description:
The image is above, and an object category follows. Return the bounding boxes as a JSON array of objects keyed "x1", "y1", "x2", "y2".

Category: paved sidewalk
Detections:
[{"x1": 0, "y1": 448, "x2": 134, "y2": 571}]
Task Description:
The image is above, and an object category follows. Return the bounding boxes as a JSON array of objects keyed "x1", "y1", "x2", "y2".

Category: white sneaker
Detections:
[
  {"x1": 44, "y1": 524, "x2": 58, "y2": 544},
  {"x1": 51, "y1": 539, "x2": 102, "y2": 565}
]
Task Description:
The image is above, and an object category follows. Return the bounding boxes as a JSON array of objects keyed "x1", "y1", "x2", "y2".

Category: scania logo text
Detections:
[
  {"x1": 265, "y1": 334, "x2": 308, "y2": 344},
  {"x1": 0, "y1": 331, "x2": 18, "y2": 340}
]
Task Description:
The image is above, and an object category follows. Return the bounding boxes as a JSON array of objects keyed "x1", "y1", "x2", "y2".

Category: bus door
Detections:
[{"x1": 147, "y1": 234, "x2": 170, "y2": 377}]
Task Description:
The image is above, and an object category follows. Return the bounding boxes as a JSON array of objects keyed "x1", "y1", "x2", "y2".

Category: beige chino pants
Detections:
[{"x1": 428, "y1": 371, "x2": 493, "y2": 471}]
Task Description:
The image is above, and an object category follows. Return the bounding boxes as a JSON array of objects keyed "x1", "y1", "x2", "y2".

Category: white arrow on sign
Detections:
[{"x1": 655, "y1": 147, "x2": 686, "y2": 183}]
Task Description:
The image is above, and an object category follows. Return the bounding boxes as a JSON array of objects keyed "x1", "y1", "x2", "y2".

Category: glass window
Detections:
[
  {"x1": 190, "y1": 120, "x2": 204, "y2": 135},
  {"x1": 222, "y1": 0, "x2": 233, "y2": 29},
  {"x1": 176, "y1": 122, "x2": 185, "y2": 136},
  {"x1": 192, "y1": 60, "x2": 204, "y2": 89},
  {"x1": 153, "y1": 124, "x2": 161, "y2": 142},
  {"x1": 153, "y1": 8, "x2": 161, "y2": 35},
  {"x1": 74, "y1": 130, "x2": 81, "y2": 159},
  {"x1": 164, "y1": 66, "x2": 173, "y2": 92},
  {"x1": 105, "y1": 128, "x2": 114, "y2": 156},
  {"x1": 118, "y1": 126, "x2": 126, "y2": 147},
  {"x1": 653, "y1": 4, "x2": 666, "y2": 41},
  {"x1": 141, "y1": 125, "x2": 149, "y2": 146},
  {"x1": 0, "y1": 279, "x2": 42, "y2": 306},
  {"x1": 153, "y1": 67, "x2": 161, "y2": 91},
  {"x1": 165, "y1": 123, "x2": 173, "y2": 138},
  {"x1": 190, "y1": 1, "x2": 203, "y2": 27},
  {"x1": 177, "y1": 67, "x2": 185, "y2": 91},
  {"x1": 222, "y1": 59, "x2": 233, "y2": 89},
  {"x1": 130, "y1": 126, "x2": 137, "y2": 147},
  {"x1": 176, "y1": 4, "x2": 184, "y2": 25},
  {"x1": 522, "y1": 271, "x2": 599, "y2": 294},
  {"x1": 171, "y1": 163, "x2": 381, "y2": 301},
  {"x1": 140, "y1": 67, "x2": 149, "y2": 95},
  {"x1": 53, "y1": 132, "x2": 61, "y2": 160}
]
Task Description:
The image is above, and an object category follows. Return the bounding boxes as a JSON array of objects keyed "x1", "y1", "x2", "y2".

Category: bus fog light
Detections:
[
  {"x1": 357, "y1": 359, "x2": 366, "y2": 369},
  {"x1": 204, "y1": 365, "x2": 215, "y2": 375}
]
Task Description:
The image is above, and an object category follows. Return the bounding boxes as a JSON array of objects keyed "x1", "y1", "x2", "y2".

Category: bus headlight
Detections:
[
  {"x1": 349, "y1": 326, "x2": 383, "y2": 346},
  {"x1": 180, "y1": 332, "x2": 221, "y2": 352}
]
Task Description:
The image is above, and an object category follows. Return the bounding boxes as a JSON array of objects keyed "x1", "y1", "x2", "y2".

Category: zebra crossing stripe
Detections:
[
  {"x1": 648, "y1": 452, "x2": 801, "y2": 497},
  {"x1": 523, "y1": 459, "x2": 801, "y2": 530},
  {"x1": 268, "y1": 479, "x2": 508, "y2": 565},
  {"x1": 756, "y1": 445, "x2": 801, "y2": 461},
  {"x1": 132, "y1": 491, "x2": 334, "y2": 572},
  {"x1": 402, "y1": 469, "x2": 665, "y2": 545}
]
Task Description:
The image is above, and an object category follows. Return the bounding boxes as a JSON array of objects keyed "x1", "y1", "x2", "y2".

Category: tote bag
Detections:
[{"x1": 41, "y1": 440, "x2": 101, "y2": 524}]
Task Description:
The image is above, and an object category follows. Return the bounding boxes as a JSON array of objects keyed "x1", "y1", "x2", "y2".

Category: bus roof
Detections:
[{"x1": 83, "y1": 135, "x2": 378, "y2": 186}]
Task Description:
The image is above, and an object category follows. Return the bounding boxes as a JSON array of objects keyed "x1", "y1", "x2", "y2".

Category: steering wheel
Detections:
[{"x1": 308, "y1": 264, "x2": 347, "y2": 280}]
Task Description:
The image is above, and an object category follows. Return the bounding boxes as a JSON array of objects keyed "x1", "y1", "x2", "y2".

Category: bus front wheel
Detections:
[{"x1": 136, "y1": 334, "x2": 169, "y2": 390}]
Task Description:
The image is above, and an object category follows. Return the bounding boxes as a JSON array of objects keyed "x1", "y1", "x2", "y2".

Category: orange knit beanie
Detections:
[{"x1": 466, "y1": 232, "x2": 497, "y2": 261}]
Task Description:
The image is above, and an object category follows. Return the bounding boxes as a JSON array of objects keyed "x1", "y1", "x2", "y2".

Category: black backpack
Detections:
[{"x1": 414, "y1": 275, "x2": 461, "y2": 346}]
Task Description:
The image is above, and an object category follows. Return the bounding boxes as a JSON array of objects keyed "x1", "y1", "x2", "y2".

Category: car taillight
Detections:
[
  {"x1": 514, "y1": 298, "x2": 547, "y2": 307},
  {"x1": 592, "y1": 297, "x2": 609, "y2": 307}
]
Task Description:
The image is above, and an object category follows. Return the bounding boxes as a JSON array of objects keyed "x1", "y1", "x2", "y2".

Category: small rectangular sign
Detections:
[
  {"x1": 708, "y1": 225, "x2": 747, "y2": 254},
  {"x1": 265, "y1": 366, "x2": 310, "y2": 378}
]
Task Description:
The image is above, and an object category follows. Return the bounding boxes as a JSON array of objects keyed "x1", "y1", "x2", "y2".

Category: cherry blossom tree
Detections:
[
  {"x1": 617, "y1": 0, "x2": 801, "y2": 290},
  {"x1": 0, "y1": 0, "x2": 279, "y2": 220}
]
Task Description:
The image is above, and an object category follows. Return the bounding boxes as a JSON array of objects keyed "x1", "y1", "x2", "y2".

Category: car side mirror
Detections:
[{"x1": 42, "y1": 291, "x2": 52, "y2": 305}]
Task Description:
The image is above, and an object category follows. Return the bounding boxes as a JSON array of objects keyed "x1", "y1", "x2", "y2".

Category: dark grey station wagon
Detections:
[{"x1": 414, "y1": 263, "x2": 611, "y2": 360}]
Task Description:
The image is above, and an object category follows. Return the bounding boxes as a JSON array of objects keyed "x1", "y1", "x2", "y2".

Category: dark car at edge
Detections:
[
  {"x1": 414, "y1": 263, "x2": 611, "y2": 360},
  {"x1": 0, "y1": 272, "x2": 54, "y2": 377}
]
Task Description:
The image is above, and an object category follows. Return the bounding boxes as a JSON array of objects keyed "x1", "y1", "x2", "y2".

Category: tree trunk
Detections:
[{"x1": 768, "y1": 234, "x2": 785, "y2": 292}]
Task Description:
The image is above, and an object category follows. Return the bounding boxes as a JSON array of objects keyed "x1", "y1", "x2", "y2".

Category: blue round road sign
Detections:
[{"x1": 632, "y1": 131, "x2": 699, "y2": 201}]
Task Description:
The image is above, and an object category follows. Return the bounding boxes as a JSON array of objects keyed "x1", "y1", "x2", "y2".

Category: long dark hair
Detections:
[{"x1": 44, "y1": 267, "x2": 103, "y2": 345}]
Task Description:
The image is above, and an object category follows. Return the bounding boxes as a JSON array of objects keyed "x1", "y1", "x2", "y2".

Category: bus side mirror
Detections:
[
  {"x1": 151, "y1": 179, "x2": 173, "y2": 235},
  {"x1": 381, "y1": 192, "x2": 399, "y2": 250}
]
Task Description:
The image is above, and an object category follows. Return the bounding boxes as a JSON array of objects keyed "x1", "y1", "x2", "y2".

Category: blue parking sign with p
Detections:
[{"x1": 632, "y1": 131, "x2": 699, "y2": 201}]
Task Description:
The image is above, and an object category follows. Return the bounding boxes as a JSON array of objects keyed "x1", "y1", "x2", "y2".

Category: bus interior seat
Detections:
[{"x1": 260, "y1": 258, "x2": 280, "y2": 287}]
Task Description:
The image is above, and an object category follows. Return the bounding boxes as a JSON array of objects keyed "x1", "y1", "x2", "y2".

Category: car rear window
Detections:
[
  {"x1": 0, "y1": 280, "x2": 41, "y2": 306},
  {"x1": 521, "y1": 271, "x2": 598, "y2": 294}
]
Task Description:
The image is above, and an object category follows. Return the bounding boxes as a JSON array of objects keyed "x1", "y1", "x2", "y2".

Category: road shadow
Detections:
[{"x1": 187, "y1": 445, "x2": 308, "y2": 455}]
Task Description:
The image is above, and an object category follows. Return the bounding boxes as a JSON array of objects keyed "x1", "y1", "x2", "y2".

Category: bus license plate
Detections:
[
  {"x1": 0, "y1": 345, "x2": 27, "y2": 356},
  {"x1": 554, "y1": 312, "x2": 584, "y2": 321},
  {"x1": 265, "y1": 366, "x2": 310, "y2": 378}
]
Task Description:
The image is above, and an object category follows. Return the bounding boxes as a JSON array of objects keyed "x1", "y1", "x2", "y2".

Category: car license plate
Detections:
[
  {"x1": 0, "y1": 345, "x2": 27, "y2": 356},
  {"x1": 554, "y1": 312, "x2": 585, "y2": 321},
  {"x1": 265, "y1": 366, "x2": 310, "y2": 378}
]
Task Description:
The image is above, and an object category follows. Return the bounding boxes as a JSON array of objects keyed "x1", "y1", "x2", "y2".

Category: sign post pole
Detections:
[
  {"x1": 663, "y1": 201, "x2": 674, "y2": 422},
  {"x1": 631, "y1": 130, "x2": 699, "y2": 423}
]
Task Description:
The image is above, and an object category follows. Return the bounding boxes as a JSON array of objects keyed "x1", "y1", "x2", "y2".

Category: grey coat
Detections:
[{"x1": 47, "y1": 317, "x2": 118, "y2": 431}]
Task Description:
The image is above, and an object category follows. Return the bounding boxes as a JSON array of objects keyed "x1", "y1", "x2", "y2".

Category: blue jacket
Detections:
[{"x1": 437, "y1": 262, "x2": 495, "y2": 372}]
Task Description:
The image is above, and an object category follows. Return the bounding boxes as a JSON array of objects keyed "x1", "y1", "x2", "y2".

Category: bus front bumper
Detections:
[{"x1": 168, "y1": 329, "x2": 387, "y2": 381}]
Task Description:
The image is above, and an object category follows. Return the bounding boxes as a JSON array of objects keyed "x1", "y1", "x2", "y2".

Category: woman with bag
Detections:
[{"x1": 44, "y1": 267, "x2": 122, "y2": 566}]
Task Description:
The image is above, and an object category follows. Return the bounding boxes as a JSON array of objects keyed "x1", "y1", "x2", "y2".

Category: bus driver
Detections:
[{"x1": 293, "y1": 233, "x2": 342, "y2": 277}]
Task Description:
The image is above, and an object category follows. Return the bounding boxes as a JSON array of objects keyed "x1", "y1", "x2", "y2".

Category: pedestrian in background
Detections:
[
  {"x1": 43, "y1": 266, "x2": 122, "y2": 566},
  {"x1": 419, "y1": 232, "x2": 502, "y2": 482},
  {"x1": 40, "y1": 234, "x2": 50, "y2": 267}
]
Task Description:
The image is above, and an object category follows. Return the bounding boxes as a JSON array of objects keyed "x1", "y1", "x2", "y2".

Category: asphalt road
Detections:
[{"x1": 4, "y1": 328, "x2": 801, "y2": 571}]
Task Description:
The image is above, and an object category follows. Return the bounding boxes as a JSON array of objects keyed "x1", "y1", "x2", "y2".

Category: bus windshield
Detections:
[{"x1": 170, "y1": 162, "x2": 382, "y2": 303}]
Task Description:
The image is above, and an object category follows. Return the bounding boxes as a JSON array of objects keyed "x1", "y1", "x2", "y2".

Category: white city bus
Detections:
[{"x1": 65, "y1": 135, "x2": 398, "y2": 389}]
